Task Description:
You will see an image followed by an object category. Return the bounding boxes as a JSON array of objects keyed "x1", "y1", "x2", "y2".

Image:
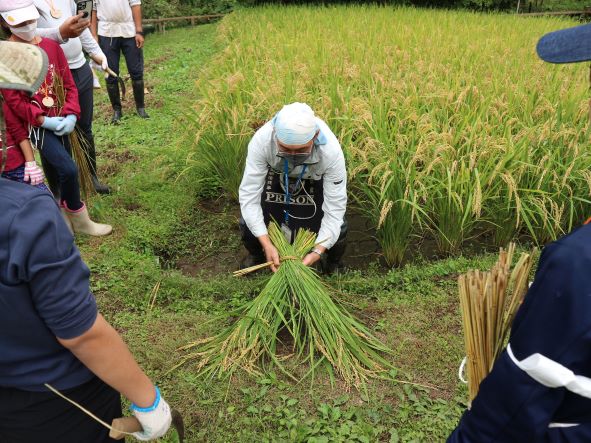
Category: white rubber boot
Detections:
[
  {"x1": 64, "y1": 202, "x2": 112, "y2": 236},
  {"x1": 60, "y1": 206, "x2": 74, "y2": 234}
]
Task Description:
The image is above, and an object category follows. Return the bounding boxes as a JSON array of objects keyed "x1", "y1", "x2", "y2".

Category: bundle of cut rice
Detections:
[
  {"x1": 176, "y1": 222, "x2": 393, "y2": 389},
  {"x1": 458, "y1": 243, "x2": 535, "y2": 402}
]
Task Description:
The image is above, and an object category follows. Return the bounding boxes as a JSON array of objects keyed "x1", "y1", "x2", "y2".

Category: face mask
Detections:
[
  {"x1": 277, "y1": 151, "x2": 311, "y2": 166},
  {"x1": 10, "y1": 22, "x2": 37, "y2": 41}
]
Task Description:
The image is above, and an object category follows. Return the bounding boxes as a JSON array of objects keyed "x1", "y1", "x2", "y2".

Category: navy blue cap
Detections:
[{"x1": 537, "y1": 23, "x2": 591, "y2": 64}]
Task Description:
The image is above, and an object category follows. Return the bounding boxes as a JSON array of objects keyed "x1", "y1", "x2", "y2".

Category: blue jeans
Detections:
[{"x1": 35, "y1": 130, "x2": 82, "y2": 210}]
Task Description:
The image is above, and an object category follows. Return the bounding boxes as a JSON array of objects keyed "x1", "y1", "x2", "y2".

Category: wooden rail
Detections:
[
  {"x1": 519, "y1": 9, "x2": 591, "y2": 17},
  {"x1": 143, "y1": 14, "x2": 226, "y2": 32}
]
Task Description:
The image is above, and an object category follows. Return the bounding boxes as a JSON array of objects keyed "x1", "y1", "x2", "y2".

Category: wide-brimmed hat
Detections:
[
  {"x1": 537, "y1": 23, "x2": 591, "y2": 64},
  {"x1": 0, "y1": 0, "x2": 39, "y2": 26},
  {"x1": 0, "y1": 41, "x2": 47, "y2": 93}
]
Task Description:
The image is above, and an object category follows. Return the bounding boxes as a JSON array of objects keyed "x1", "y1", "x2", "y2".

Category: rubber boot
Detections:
[
  {"x1": 132, "y1": 79, "x2": 149, "y2": 119},
  {"x1": 63, "y1": 202, "x2": 112, "y2": 236},
  {"x1": 106, "y1": 82, "x2": 122, "y2": 124},
  {"x1": 239, "y1": 218, "x2": 265, "y2": 269},
  {"x1": 60, "y1": 206, "x2": 73, "y2": 234},
  {"x1": 323, "y1": 221, "x2": 348, "y2": 274},
  {"x1": 86, "y1": 139, "x2": 111, "y2": 194}
]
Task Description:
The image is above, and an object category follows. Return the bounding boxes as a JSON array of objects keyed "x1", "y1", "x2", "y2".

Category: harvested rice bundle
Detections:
[
  {"x1": 459, "y1": 243, "x2": 535, "y2": 402},
  {"x1": 176, "y1": 222, "x2": 393, "y2": 389}
]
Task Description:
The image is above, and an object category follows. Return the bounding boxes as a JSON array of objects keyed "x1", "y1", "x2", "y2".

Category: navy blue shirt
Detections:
[
  {"x1": 449, "y1": 224, "x2": 591, "y2": 442},
  {"x1": 0, "y1": 178, "x2": 97, "y2": 391}
]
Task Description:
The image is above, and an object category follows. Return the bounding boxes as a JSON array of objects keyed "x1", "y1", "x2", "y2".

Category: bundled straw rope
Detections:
[
  {"x1": 458, "y1": 243, "x2": 535, "y2": 402},
  {"x1": 53, "y1": 73, "x2": 94, "y2": 198}
]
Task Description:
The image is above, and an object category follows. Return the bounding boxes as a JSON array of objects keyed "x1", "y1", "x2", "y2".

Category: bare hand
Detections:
[
  {"x1": 135, "y1": 34, "x2": 145, "y2": 49},
  {"x1": 59, "y1": 13, "x2": 90, "y2": 39},
  {"x1": 264, "y1": 244, "x2": 280, "y2": 272},
  {"x1": 302, "y1": 252, "x2": 321, "y2": 267}
]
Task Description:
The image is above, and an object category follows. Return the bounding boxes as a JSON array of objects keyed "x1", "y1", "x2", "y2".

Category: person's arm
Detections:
[
  {"x1": 79, "y1": 27, "x2": 102, "y2": 57},
  {"x1": 1, "y1": 89, "x2": 45, "y2": 127},
  {"x1": 58, "y1": 314, "x2": 155, "y2": 407},
  {"x1": 35, "y1": 13, "x2": 89, "y2": 43},
  {"x1": 130, "y1": 2, "x2": 144, "y2": 49},
  {"x1": 302, "y1": 147, "x2": 347, "y2": 267},
  {"x1": 12, "y1": 193, "x2": 171, "y2": 440},
  {"x1": 238, "y1": 126, "x2": 280, "y2": 271},
  {"x1": 19, "y1": 138, "x2": 35, "y2": 163},
  {"x1": 90, "y1": 9, "x2": 98, "y2": 40},
  {"x1": 54, "y1": 44, "x2": 81, "y2": 119},
  {"x1": 449, "y1": 241, "x2": 591, "y2": 442}
]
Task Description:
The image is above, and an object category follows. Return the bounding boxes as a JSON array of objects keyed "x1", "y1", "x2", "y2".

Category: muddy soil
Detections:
[{"x1": 172, "y1": 201, "x2": 507, "y2": 278}]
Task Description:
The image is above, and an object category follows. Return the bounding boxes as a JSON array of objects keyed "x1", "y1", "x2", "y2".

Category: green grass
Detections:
[{"x1": 80, "y1": 22, "x2": 532, "y2": 442}]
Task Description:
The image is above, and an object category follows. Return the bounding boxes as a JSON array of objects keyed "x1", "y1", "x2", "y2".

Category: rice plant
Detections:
[{"x1": 189, "y1": 6, "x2": 591, "y2": 263}]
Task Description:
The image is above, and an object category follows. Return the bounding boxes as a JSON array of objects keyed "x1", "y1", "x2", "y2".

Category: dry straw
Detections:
[
  {"x1": 173, "y1": 222, "x2": 394, "y2": 389},
  {"x1": 458, "y1": 243, "x2": 535, "y2": 402}
]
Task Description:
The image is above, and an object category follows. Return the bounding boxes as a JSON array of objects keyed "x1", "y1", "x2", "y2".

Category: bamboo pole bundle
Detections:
[
  {"x1": 459, "y1": 243, "x2": 535, "y2": 402},
  {"x1": 173, "y1": 222, "x2": 394, "y2": 389}
]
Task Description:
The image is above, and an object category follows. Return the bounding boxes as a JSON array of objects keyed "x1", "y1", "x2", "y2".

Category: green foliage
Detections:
[{"x1": 142, "y1": 0, "x2": 233, "y2": 19}]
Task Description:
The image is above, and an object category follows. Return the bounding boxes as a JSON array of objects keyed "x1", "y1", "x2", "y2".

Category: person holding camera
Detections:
[
  {"x1": 91, "y1": 0, "x2": 149, "y2": 123},
  {"x1": 33, "y1": 0, "x2": 111, "y2": 195}
]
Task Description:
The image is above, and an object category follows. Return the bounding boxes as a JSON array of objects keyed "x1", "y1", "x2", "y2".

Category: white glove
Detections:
[
  {"x1": 131, "y1": 387, "x2": 172, "y2": 441},
  {"x1": 91, "y1": 54, "x2": 108, "y2": 71},
  {"x1": 24, "y1": 161, "x2": 45, "y2": 185}
]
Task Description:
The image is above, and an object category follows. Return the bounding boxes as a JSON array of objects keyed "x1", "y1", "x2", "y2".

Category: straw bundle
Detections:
[
  {"x1": 458, "y1": 243, "x2": 535, "y2": 402},
  {"x1": 174, "y1": 222, "x2": 393, "y2": 389},
  {"x1": 53, "y1": 73, "x2": 94, "y2": 198}
]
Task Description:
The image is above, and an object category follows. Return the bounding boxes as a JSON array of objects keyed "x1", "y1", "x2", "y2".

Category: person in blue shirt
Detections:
[
  {"x1": 0, "y1": 39, "x2": 171, "y2": 442},
  {"x1": 448, "y1": 23, "x2": 591, "y2": 443}
]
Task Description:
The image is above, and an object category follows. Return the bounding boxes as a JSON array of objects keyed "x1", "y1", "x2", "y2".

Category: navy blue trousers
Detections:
[{"x1": 98, "y1": 36, "x2": 144, "y2": 84}]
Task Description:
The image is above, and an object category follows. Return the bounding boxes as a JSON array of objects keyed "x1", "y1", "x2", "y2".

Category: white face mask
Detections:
[{"x1": 10, "y1": 22, "x2": 37, "y2": 41}]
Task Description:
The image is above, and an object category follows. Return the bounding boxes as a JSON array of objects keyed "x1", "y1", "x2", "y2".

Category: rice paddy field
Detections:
[
  {"x1": 85, "y1": 6, "x2": 588, "y2": 442},
  {"x1": 192, "y1": 6, "x2": 590, "y2": 266}
]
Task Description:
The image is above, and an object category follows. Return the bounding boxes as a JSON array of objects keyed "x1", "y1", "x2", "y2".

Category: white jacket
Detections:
[
  {"x1": 93, "y1": 0, "x2": 141, "y2": 38},
  {"x1": 239, "y1": 118, "x2": 347, "y2": 249},
  {"x1": 35, "y1": 0, "x2": 105, "y2": 70}
]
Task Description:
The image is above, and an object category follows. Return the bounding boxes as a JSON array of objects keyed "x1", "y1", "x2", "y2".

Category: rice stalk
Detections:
[
  {"x1": 176, "y1": 222, "x2": 395, "y2": 389},
  {"x1": 459, "y1": 243, "x2": 536, "y2": 402}
]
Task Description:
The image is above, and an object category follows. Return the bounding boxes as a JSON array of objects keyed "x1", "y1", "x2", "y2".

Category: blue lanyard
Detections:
[{"x1": 283, "y1": 159, "x2": 307, "y2": 224}]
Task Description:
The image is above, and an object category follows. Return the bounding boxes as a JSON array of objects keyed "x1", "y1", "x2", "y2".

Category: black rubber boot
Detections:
[
  {"x1": 132, "y1": 79, "x2": 149, "y2": 119},
  {"x1": 323, "y1": 221, "x2": 348, "y2": 275},
  {"x1": 239, "y1": 218, "x2": 265, "y2": 269},
  {"x1": 106, "y1": 82, "x2": 122, "y2": 124},
  {"x1": 92, "y1": 176, "x2": 111, "y2": 194},
  {"x1": 86, "y1": 138, "x2": 111, "y2": 194}
]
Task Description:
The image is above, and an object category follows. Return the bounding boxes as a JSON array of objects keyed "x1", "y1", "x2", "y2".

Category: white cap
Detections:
[
  {"x1": 0, "y1": 0, "x2": 39, "y2": 26},
  {"x1": 273, "y1": 102, "x2": 318, "y2": 146}
]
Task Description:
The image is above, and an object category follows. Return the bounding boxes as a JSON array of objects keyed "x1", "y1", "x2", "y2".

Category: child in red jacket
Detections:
[
  {"x1": 0, "y1": 0, "x2": 111, "y2": 236},
  {"x1": 1, "y1": 102, "x2": 47, "y2": 190}
]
